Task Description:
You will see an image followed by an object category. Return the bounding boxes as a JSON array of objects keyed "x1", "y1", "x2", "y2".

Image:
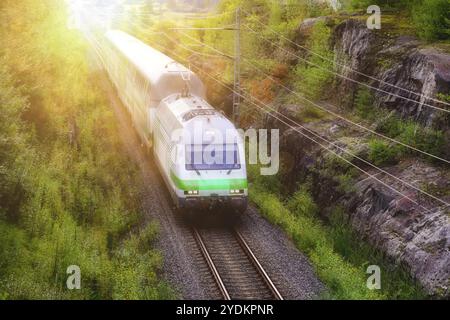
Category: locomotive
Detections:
[{"x1": 101, "y1": 30, "x2": 248, "y2": 213}]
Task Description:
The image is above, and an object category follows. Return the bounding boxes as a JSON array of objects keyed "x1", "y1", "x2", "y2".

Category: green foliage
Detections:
[
  {"x1": 354, "y1": 87, "x2": 375, "y2": 119},
  {"x1": 247, "y1": 162, "x2": 282, "y2": 195},
  {"x1": 335, "y1": 173, "x2": 357, "y2": 193},
  {"x1": 412, "y1": 0, "x2": 450, "y2": 41},
  {"x1": 287, "y1": 187, "x2": 318, "y2": 219},
  {"x1": 345, "y1": 0, "x2": 413, "y2": 10},
  {"x1": 376, "y1": 115, "x2": 446, "y2": 161},
  {"x1": 345, "y1": 0, "x2": 449, "y2": 41},
  {"x1": 249, "y1": 173, "x2": 426, "y2": 299},
  {"x1": 111, "y1": 224, "x2": 174, "y2": 300},
  {"x1": 437, "y1": 93, "x2": 450, "y2": 103},
  {"x1": 352, "y1": 87, "x2": 446, "y2": 165},
  {"x1": 293, "y1": 21, "x2": 335, "y2": 101},
  {"x1": 0, "y1": 64, "x2": 33, "y2": 220},
  {"x1": 368, "y1": 139, "x2": 400, "y2": 166},
  {"x1": 0, "y1": 0, "x2": 173, "y2": 299},
  {"x1": 297, "y1": 104, "x2": 327, "y2": 122}
]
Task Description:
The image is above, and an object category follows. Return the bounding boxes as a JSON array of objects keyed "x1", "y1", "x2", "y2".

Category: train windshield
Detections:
[{"x1": 185, "y1": 144, "x2": 241, "y2": 171}]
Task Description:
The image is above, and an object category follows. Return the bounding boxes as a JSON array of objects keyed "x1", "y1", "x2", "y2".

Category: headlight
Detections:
[
  {"x1": 230, "y1": 189, "x2": 244, "y2": 194},
  {"x1": 185, "y1": 190, "x2": 199, "y2": 195}
]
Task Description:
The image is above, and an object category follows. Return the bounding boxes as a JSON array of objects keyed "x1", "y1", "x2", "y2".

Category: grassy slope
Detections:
[{"x1": 248, "y1": 163, "x2": 426, "y2": 300}]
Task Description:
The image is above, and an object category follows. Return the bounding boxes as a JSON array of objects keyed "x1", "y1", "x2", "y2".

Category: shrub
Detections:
[
  {"x1": 0, "y1": 0, "x2": 172, "y2": 299},
  {"x1": 0, "y1": 64, "x2": 32, "y2": 220},
  {"x1": 346, "y1": 0, "x2": 416, "y2": 10},
  {"x1": 247, "y1": 163, "x2": 282, "y2": 195},
  {"x1": 376, "y1": 115, "x2": 446, "y2": 161},
  {"x1": 368, "y1": 139, "x2": 400, "y2": 166},
  {"x1": 336, "y1": 173, "x2": 357, "y2": 193},
  {"x1": 354, "y1": 87, "x2": 375, "y2": 120},
  {"x1": 293, "y1": 21, "x2": 335, "y2": 100}
]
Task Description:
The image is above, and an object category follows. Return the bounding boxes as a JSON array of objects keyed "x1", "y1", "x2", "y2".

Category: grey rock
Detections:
[
  {"x1": 351, "y1": 179, "x2": 450, "y2": 296},
  {"x1": 330, "y1": 19, "x2": 450, "y2": 129},
  {"x1": 268, "y1": 110, "x2": 450, "y2": 297}
]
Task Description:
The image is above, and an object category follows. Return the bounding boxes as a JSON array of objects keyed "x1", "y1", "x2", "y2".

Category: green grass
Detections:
[
  {"x1": 376, "y1": 115, "x2": 446, "y2": 161},
  {"x1": 354, "y1": 87, "x2": 376, "y2": 120},
  {"x1": 250, "y1": 185, "x2": 380, "y2": 299},
  {"x1": 248, "y1": 165, "x2": 426, "y2": 299}
]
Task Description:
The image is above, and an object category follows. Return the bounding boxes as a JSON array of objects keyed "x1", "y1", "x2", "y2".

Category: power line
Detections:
[
  {"x1": 241, "y1": 8, "x2": 450, "y2": 108},
  {"x1": 155, "y1": 39, "x2": 443, "y2": 215},
  {"x1": 81, "y1": 9, "x2": 449, "y2": 213},
  {"x1": 158, "y1": 33, "x2": 450, "y2": 212},
  {"x1": 169, "y1": 26, "x2": 237, "y2": 31},
  {"x1": 92, "y1": 9, "x2": 450, "y2": 163},
  {"x1": 175, "y1": 31, "x2": 450, "y2": 165},
  {"x1": 243, "y1": 23, "x2": 450, "y2": 115}
]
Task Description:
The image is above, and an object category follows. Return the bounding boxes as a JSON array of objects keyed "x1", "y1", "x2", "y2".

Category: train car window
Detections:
[
  {"x1": 182, "y1": 110, "x2": 216, "y2": 122},
  {"x1": 185, "y1": 144, "x2": 241, "y2": 171}
]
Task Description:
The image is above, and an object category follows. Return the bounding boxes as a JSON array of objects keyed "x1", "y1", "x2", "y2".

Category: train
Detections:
[{"x1": 101, "y1": 30, "x2": 248, "y2": 214}]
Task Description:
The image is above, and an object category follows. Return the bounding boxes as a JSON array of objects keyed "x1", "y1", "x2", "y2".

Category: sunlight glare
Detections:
[{"x1": 66, "y1": 0, "x2": 125, "y2": 31}]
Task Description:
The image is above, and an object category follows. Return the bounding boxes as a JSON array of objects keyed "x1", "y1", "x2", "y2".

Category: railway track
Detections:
[{"x1": 193, "y1": 227, "x2": 283, "y2": 300}]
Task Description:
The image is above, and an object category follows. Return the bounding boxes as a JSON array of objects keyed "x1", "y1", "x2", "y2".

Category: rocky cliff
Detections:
[
  {"x1": 266, "y1": 18, "x2": 450, "y2": 297},
  {"x1": 331, "y1": 19, "x2": 450, "y2": 129},
  {"x1": 267, "y1": 103, "x2": 449, "y2": 297}
]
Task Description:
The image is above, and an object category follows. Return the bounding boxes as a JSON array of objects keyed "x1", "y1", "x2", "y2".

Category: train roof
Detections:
[
  {"x1": 105, "y1": 30, "x2": 206, "y2": 101},
  {"x1": 158, "y1": 94, "x2": 239, "y2": 141}
]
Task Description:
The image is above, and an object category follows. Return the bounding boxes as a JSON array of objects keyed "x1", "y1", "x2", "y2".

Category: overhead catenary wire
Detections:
[
  {"x1": 83, "y1": 10, "x2": 450, "y2": 211},
  {"x1": 83, "y1": 5, "x2": 449, "y2": 108},
  {"x1": 176, "y1": 31, "x2": 450, "y2": 165},
  {"x1": 80, "y1": 7, "x2": 449, "y2": 213},
  {"x1": 86, "y1": 9, "x2": 236, "y2": 25},
  {"x1": 156, "y1": 34, "x2": 450, "y2": 213},
  {"x1": 241, "y1": 8, "x2": 450, "y2": 108},
  {"x1": 155, "y1": 40, "x2": 445, "y2": 215},
  {"x1": 242, "y1": 23, "x2": 450, "y2": 114}
]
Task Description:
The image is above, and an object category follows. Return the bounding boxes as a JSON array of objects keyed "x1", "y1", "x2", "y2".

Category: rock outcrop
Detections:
[
  {"x1": 296, "y1": 18, "x2": 450, "y2": 130},
  {"x1": 334, "y1": 20, "x2": 450, "y2": 129},
  {"x1": 350, "y1": 173, "x2": 450, "y2": 296},
  {"x1": 257, "y1": 15, "x2": 450, "y2": 298},
  {"x1": 267, "y1": 107, "x2": 450, "y2": 297}
]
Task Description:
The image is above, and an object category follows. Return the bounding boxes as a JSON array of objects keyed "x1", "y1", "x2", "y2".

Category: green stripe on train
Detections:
[{"x1": 170, "y1": 171, "x2": 248, "y2": 191}]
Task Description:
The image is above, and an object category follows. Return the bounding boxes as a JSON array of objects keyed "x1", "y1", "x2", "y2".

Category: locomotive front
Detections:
[{"x1": 168, "y1": 99, "x2": 248, "y2": 214}]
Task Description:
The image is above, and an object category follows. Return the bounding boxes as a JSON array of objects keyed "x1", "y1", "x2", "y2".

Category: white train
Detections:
[{"x1": 101, "y1": 30, "x2": 248, "y2": 213}]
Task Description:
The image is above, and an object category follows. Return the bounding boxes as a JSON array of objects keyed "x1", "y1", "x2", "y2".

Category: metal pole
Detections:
[{"x1": 232, "y1": 7, "x2": 241, "y2": 124}]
